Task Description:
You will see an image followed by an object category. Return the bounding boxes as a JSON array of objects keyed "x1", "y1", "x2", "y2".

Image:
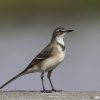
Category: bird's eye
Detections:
[
  {"x1": 59, "y1": 30, "x2": 62, "y2": 32},
  {"x1": 57, "y1": 30, "x2": 62, "y2": 32},
  {"x1": 57, "y1": 30, "x2": 63, "y2": 35}
]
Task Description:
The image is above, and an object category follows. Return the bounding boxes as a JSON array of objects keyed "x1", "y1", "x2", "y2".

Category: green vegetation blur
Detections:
[{"x1": 0, "y1": 0, "x2": 100, "y2": 15}]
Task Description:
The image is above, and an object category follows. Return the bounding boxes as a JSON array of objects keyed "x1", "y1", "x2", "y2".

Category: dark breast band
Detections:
[{"x1": 57, "y1": 43, "x2": 65, "y2": 51}]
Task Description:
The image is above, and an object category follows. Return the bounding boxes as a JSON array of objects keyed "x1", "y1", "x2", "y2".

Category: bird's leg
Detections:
[
  {"x1": 48, "y1": 70, "x2": 62, "y2": 92},
  {"x1": 41, "y1": 72, "x2": 46, "y2": 92},
  {"x1": 41, "y1": 72, "x2": 50, "y2": 93},
  {"x1": 48, "y1": 70, "x2": 55, "y2": 91}
]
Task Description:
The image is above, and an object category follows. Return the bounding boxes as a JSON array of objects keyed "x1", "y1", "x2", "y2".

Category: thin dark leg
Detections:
[
  {"x1": 41, "y1": 72, "x2": 45, "y2": 92},
  {"x1": 41, "y1": 72, "x2": 51, "y2": 93},
  {"x1": 47, "y1": 70, "x2": 55, "y2": 90},
  {"x1": 48, "y1": 70, "x2": 62, "y2": 92}
]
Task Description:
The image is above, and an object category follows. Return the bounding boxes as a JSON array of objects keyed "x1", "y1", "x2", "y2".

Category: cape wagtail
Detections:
[{"x1": 0, "y1": 27, "x2": 74, "y2": 92}]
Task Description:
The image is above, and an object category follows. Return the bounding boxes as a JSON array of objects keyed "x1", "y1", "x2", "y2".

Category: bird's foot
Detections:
[
  {"x1": 41, "y1": 89, "x2": 62, "y2": 93},
  {"x1": 49, "y1": 89, "x2": 62, "y2": 93},
  {"x1": 41, "y1": 90, "x2": 52, "y2": 93}
]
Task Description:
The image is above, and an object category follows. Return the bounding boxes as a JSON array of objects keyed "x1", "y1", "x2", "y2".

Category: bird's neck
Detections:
[
  {"x1": 55, "y1": 36, "x2": 65, "y2": 46},
  {"x1": 50, "y1": 36, "x2": 65, "y2": 51},
  {"x1": 51, "y1": 36, "x2": 65, "y2": 46}
]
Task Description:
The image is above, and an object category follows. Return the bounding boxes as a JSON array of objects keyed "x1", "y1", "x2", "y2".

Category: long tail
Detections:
[{"x1": 0, "y1": 70, "x2": 26, "y2": 89}]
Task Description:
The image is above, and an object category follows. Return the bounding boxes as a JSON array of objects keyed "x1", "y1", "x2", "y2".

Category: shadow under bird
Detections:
[{"x1": 0, "y1": 27, "x2": 74, "y2": 93}]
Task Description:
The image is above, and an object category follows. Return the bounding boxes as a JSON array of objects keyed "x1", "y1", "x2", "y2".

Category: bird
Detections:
[{"x1": 0, "y1": 27, "x2": 74, "y2": 92}]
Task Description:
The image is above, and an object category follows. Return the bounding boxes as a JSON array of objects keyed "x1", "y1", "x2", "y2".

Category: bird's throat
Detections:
[{"x1": 56, "y1": 36, "x2": 64, "y2": 46}]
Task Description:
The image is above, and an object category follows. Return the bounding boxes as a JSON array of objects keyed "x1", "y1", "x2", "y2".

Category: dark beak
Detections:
[{"x1": 66, "y1": 30, "x2": 74, "y2": 33}]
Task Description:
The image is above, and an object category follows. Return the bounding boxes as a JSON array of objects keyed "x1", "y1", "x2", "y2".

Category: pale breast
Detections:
[{"x1": 41, "y1": 46, "x2": 66, "y2": 71}]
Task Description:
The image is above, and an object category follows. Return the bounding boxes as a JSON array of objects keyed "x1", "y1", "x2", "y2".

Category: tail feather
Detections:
[{"x1": 0, "y1": 71, "x2": 25, "y2": 89}]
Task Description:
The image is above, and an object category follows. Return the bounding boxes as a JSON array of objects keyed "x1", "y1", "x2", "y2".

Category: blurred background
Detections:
[{"x1": 0, "y1": 0, "x2": 100, "y2": 91}]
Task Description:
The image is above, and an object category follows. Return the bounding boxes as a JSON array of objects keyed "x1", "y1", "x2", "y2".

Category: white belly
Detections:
[{"x1": 41, "y1": 47, "x2": 66, "y2": 71}]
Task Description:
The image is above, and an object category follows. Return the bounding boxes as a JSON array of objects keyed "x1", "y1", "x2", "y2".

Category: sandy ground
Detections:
[{"x1": 0, "y1": 91, "x2": 100, "y2": 100}]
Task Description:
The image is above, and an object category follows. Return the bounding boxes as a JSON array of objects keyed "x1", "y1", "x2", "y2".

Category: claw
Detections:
[{"x1": 41, "y1": 90, "x2": 52, "y2": 93}]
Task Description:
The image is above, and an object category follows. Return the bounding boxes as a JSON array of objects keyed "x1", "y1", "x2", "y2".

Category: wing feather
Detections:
[{"x1": 24, "y1": 47, "x2": 53, "y2": 71}]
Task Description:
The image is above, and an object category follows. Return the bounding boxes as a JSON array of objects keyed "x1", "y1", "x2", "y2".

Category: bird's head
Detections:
[{"x1": 52, "y1": 27, "x2": 74, "y2": 39}]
